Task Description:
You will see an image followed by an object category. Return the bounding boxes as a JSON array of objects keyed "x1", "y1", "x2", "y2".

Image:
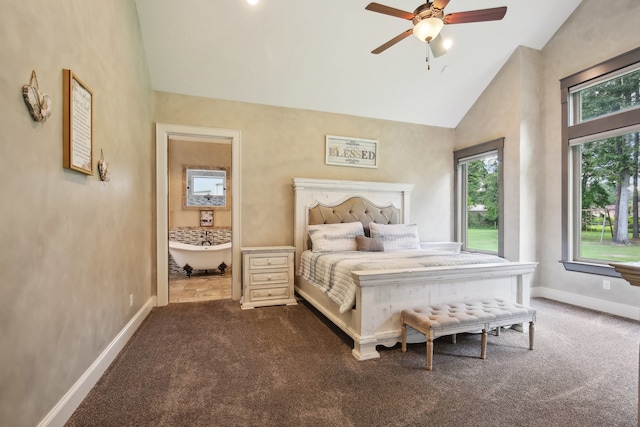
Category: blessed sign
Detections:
[{"x1": 325, "y1": 135, "x2": 378, "y2": 168}]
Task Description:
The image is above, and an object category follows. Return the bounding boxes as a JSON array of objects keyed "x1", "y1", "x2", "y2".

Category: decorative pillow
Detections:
[
  {"x1": 369, "y1": 223, "x2": 420, "y2": 251},
  {"x1": 308, "y1": 222, "x2": 364, "y2": 252},
  {"x1": 356, "y1": 235, "x2": 384, "y2": 252}
]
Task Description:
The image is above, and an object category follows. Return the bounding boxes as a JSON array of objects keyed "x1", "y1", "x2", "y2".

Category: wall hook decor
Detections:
[
  {"x1": 22, "y1": 70, "x2": 52, "y2": 123},
  {"x1": 98, "y1": 149, "x2": 110, "y2": 182}
]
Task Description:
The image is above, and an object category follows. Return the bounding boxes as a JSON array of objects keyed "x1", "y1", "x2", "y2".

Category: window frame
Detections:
[
  {"x1": 560, "y1": 47, "x2": 640, "y2": 277},
  {"x1": 454, "y1": 138, "x2": 504, "y2": 257}
]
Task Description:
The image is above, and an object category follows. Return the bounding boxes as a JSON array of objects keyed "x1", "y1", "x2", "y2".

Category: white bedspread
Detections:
[{"x1": 299, "y1": 249, "x2": 509, "y2": 313}]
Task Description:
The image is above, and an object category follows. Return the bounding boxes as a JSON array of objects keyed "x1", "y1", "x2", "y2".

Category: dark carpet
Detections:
[{"x1": 66, "y1": 297, "x2": 639, "y2": 426}]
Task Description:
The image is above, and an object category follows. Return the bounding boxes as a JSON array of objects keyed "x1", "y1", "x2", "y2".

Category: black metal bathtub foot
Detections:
[
  {"x1": 218, "y1": 262, "x2": 227, "y2": 276},
  {"x1": 183, "y1": 264, "x2": 193, "y2": 277}
]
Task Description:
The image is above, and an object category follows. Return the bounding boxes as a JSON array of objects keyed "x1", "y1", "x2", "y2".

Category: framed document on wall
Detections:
[{"x1": 62, "y1": 69, "x2": 94, "y2": 175}]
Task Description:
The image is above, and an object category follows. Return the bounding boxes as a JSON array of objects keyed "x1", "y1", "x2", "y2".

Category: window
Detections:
[
  {"x1": 571, "y1": 66, "x2": 640, "y2": 124},
  {"x1": 561, "y1": 47, "x2": 640, "y2": 276},
  {"x1": 454, "y1": 138, "x2": 504, "y2": 256}
]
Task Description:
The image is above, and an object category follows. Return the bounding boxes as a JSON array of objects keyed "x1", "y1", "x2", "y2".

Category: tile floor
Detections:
[{"x1": 169, "y1": 270, "x2": 232, "y2": 303}]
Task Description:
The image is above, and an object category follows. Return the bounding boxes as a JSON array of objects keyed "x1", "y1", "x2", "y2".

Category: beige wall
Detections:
[
  {"x1": 538, "y1": 0, "x2": 640, "y2": 309},
  {"x1": 169, "y1": 139, "x2": 232, "y2": 228},
  {"x1": 456, "y1": 46, "x2": 543, "y2": 265},
  {"x1": 154, "y1": 92, "x2": 456, "y2": 247},
  {"x1": 457, "y1": 0, "x2": 640, "y2": 313},
  {"x1": 456, "y1": 47, "x2": 527, "y2": 262},
  {"x1": 0, "y1": 1, "x2": 153, "y2": 426}
]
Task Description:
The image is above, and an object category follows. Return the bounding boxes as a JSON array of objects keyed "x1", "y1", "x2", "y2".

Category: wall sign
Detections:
[
  {"x1": 325, "y1": 135, "x2": 378, "y2": 168},
  {"x1": 200, "y1": 210, "x2": 214, "y2": 227},
  {"x1": 62, "y1": 69, "x2": 93, "y2": 175}
]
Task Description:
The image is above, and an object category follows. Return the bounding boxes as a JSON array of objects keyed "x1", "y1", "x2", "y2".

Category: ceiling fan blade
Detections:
[
  {"x1": 443, "y1": 7, "x2": 507, "y2": 25},
  {"x1": 371, "y1": 29, "x2": 413, "y2": 54},
  {"x1": 432, "y1": 0, "x2": 451, "y2": 10},
  {"x1": 429, "y1": 34, "x2": 447, "y2": 58},
  {"x1": 365, "y1": 3, "x2": 414, "y2": 20}
]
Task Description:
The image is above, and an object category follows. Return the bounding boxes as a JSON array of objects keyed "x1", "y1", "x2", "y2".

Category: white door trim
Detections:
[{"x1": 155, "y1": 123, "x2": 242, "y2": 306}]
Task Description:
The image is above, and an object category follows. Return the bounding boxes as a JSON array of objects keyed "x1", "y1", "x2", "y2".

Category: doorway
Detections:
[{"x1": 156, "y1": 124, "x2": 242, "y2": 306}]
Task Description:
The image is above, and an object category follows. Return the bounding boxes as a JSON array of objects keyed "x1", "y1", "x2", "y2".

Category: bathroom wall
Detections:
[{"x1": 168, "y1": 138, "x2": 232, "y2": 228}]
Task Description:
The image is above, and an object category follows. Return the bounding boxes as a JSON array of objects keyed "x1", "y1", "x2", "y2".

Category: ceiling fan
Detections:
[{"x1": 365, "y1": 1, "x2": 507, "y2": 61}]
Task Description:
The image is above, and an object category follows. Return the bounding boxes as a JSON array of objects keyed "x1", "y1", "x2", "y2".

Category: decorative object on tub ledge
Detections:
[
  {"x1": 97, "y1": 149, "x2": 110, "y2": 182},
  {"x1": 200, "y1": 210, "x2": 214, "y2": 227},
  {"x1": 325, "y1": 135, "x2": 378, "y2": 168},
  {"x1": 22, "y1": 70, "x2": 52, "y2": 123},
  {"x1": 62, "y1": 69, "x2": 94, "y2": 175}
]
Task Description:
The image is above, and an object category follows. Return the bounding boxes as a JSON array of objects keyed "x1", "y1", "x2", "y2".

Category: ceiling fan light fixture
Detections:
[{"x1": 412, "y1": 17, "x2": 444, "y2": 42}]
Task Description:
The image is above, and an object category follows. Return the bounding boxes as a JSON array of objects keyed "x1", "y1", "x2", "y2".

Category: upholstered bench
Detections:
[{"x1": 401, "y1": 299, "x2": 536, "y2": 371}]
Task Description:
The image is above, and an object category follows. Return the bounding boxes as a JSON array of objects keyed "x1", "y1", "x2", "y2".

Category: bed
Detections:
[{"x1": 293, "y1": 177, "x2": 538, "y2": 361}]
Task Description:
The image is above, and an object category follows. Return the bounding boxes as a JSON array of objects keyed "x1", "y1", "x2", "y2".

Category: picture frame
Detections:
[
  {"x1": 62, "y1": 69, "x2": 94, "y2": 175},
  {"x1": 325, "y1": 135, "x2": 378, "y2": 168},
  {"x1": 200, "y1": 210, "x2": 214, "y2": 227}
]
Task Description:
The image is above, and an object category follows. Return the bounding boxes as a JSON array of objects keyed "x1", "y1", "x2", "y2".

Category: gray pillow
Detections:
[{"x1": 356, "y1": 235, "x2": 384, "y2": 252}]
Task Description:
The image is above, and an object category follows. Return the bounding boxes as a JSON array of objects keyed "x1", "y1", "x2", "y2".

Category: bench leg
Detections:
[
  {"x1": 451, "y1": 334, "x2": 457, "y2": 344},
  {"x1": 426, "y1": 338, "x2": 434, "y2": 371},
  {"x1": 529, "y1": 321, "x2": 535, "y2": 350},
  {"x1": 495, "y1": 326, "x2": 500, "y2": 336},
  {"x1": 480, "y1": 329, "x2": 487, "y2": 359},
  {"x1": 401, "y1": 322, "x2": 407, "y2": 352}
]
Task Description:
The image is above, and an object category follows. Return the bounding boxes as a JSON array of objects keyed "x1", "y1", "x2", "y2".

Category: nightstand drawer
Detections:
[
  {"x1": 250, "y1": 286, "x2": 290, "y2": 301},
  {"x1": 249, "y1": 255, "x2": 289, "y2": 270},
  {"x1": 248, "y1": 270, "x2": 289, "y2": 286}
]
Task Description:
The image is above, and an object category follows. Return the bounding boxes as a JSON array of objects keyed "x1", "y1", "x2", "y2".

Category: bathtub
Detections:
[{"x1": 168, "y1": 241, "x2": 232, "y2": 277}]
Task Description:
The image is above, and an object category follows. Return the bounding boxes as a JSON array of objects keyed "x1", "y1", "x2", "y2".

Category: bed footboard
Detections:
[{"x1": 296, "y1": 261, "x2": 537, "y2": 361}]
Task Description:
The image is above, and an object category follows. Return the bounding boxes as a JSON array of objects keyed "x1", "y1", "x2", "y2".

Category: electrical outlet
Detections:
[
  {"x1": 129, "y1": 294, "x2": 133, "y2": 307},
  {"x1": 602, "y1": 280, "x2": 610, "y2": 290}
]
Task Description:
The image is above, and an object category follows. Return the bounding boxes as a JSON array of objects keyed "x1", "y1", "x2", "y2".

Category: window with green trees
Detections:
[
  {"x1": 454, "y1": 138, "x2": 504, "y2": 256},
  {"x1": 561, "y1": 48, "x2": 640, "y2": 275}
]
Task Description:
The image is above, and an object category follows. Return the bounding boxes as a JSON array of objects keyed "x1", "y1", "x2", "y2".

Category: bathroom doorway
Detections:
[
  {"x1": 156, "y1": 124, "x2": 241, "y2": 307},
  {"x1": 167, "y1": 136, "x2": 232, "y2": 303}
]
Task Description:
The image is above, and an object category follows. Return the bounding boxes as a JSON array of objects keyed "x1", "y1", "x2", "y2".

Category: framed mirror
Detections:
[{"x1": 183, "y1": 166, "x2": 228, "y2": 208}]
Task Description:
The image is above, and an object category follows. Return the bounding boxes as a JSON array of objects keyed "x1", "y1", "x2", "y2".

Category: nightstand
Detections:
[{"x1": 241, "y1": 246, "x2": 297, "y2": 309}]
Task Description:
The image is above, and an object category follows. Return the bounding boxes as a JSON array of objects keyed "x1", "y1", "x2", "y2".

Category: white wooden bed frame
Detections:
[{"x1": 293, "y1": 178, "x2": 538, "y2": 361}]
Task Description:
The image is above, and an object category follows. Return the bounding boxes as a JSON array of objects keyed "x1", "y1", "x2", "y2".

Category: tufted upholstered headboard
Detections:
[
  {"x1": 308, "y1": 196, "x2": 400, "y2": 237},
  {"x1": 293, "y1": 178, "x2": 414, "y2": 273}
]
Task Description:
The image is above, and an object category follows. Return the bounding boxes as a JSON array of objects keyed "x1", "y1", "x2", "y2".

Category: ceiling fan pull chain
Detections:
[{"x1": 426, "y1": 43, "x2": 431, "y2": 70}]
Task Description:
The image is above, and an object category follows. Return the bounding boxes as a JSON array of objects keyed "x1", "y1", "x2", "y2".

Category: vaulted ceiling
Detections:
[{"x1": 135, "y1": 0, "x2": 582, "y2": 128}]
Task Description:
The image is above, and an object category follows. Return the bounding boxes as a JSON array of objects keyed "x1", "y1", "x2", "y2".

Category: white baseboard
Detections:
[
  {"x1": 532, "y1": 287, "x2": 639, "y2": 321},
  {"x1": 38, "y1": 296, "x2": 157, "y2": 427}
]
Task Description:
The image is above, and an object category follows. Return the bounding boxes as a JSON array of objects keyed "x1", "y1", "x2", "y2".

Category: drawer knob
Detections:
[
  {"x1": 268, "y1": 276, "x2": 272, "y2": 280},
  {"x1": 267, "y1": 260, "x2": 272, "y2": 265}
]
